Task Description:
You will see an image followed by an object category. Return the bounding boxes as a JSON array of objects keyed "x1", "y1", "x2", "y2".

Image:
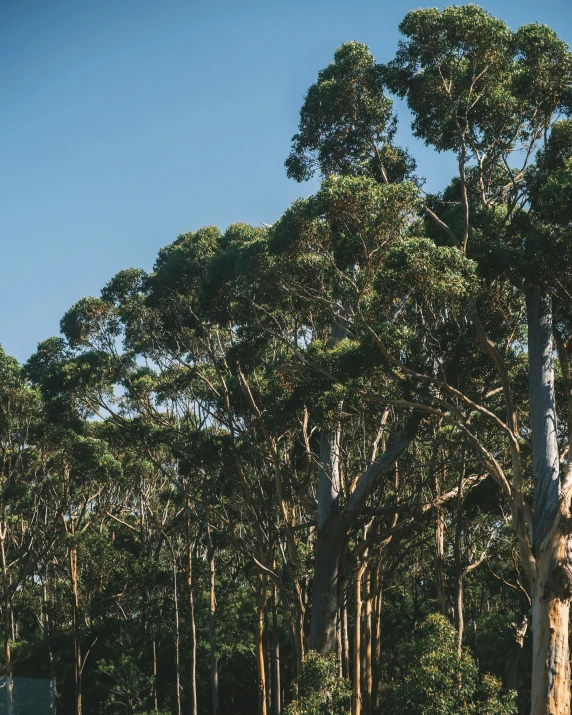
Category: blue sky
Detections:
[{"x1": 2, "y1": 0, "x2": 571, "y2": 362}]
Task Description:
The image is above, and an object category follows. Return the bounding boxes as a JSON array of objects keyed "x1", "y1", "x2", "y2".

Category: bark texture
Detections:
[
  {"x1": 526, "y1": 286, "x2": 571, "y2": 715},
  {"x1": 309, "y1": 416, "x2": 420, "y2": 654}
]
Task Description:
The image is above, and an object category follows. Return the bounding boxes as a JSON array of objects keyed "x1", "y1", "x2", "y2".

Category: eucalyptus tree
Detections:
[
  {"x1": 281, "y1": 39, "x2": 491, "y2": 670},
  {"x1": 268, "y1": 174, "x2": 478, "y2": 659},
  {"x1": 283, "y1": 7, "x2": 572, "y2": 712},
  {"x1": 379, "y1": 8, "x2": 572, "y2": 713}
]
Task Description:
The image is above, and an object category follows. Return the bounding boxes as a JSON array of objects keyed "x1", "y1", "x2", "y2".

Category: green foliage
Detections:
[
  {"x1": 388, "y1": 614, "x2": 478, "y2": 715},
  {"x1": 286, "y1": 652, "x2": 351, "y2": 715},
  {"x1": 285, "y1": 42, "x2": 394, "y2": 182},
  {"x1": 381, "y1": 236, "x2": 477, "y2": 302},
  {"x1": 95, "y1": 653, "x2": 155, "y2": 714},
  {"x1": 477, "y1": 675, "x2": 518, "y2": 715},
  {"x1": 6, "y1": 7, "x2": 572, "y2": 715},
  {"x1": 285, "y1": 41, "x2": 416, "y2": 185},
  {"x1": 388, "y1": 615, "x2": 516, "y2": 715},
  {"x1": 384, "y1": 5, "x2": 516, "y2": 152}
]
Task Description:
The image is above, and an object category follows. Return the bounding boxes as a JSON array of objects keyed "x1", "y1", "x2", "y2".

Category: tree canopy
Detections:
[{"x1": 3, "y1": 5, "x2": 572, "y2": 715}]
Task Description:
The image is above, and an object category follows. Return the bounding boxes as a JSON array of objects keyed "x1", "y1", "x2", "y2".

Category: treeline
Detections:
[{"x1": 3, "y1": 5, "x2": 572, "y2": 715}]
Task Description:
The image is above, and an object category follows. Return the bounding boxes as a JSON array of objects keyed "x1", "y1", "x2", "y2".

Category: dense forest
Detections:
[{"x1": 3, "y1": 5, "x2": 572, "y2": 714}]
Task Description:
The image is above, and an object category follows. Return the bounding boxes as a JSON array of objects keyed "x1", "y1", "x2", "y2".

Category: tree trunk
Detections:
[
  {"x1": 272, "y1": 581, "x2": 281, "y2": 715},
  {"x1": 433, "y1": 463, "x2": 447, "y2": 616},
  {"x1": 364, "y1": 567, "x2": 373, "y2": 715},
  {"x1": 0, "y1": 531, "x2": 13, "y2": 715},
  {"x1": 171, "y1": 552, "x2": 182, "y2": 715},
  {"x1": 454, "y1": 474, "x2": 464, "y2": 653},
  {"x1": 526, "y1": 286, "x2": 571, "y2": 715},
  {"x1": 309, "y1": 522, "x2": 344, "y2": 653},
  {"x1": 336, "y1": 607, "x2": 343, "y2": 677},
  {"x1": 310, "y1": 313, "x2": 345, "y2": 655},
  {"x1": 309, "y1": 418, "x2": 420, "y2": 655},
  {"x1": 352, "y1": 560, "x2": 367, "y2": 715},
  {"x1": 151, "y1": 623, "x2": 158, "y2": 712},
  {"x1": 206, "y1": 520, "x2": 220, "y2": 715},
  {"x1": 371, "y1": 570, "x2": 382, "y2": 715},
  {"x1": 256, "y1": 574, "x2": 268, "y2": 715},
  {"x1": 531, "y1": 552, "x2": 570, "y2": 715},
  {"x1": 310, "y1": 427, "x2": 343, "y2": 654},
  {"x1": 69, "y1": 544, "x2": 82, "y2": 715},
  {"x1": 341, "y1": 598, "x2": 350, "y2": 679},
  {"x1": 186, "y1": 505, "x2": 198, "y2": 715},
  {"x1": 42, "y1": 574, "x2": 57, "y2": 713}
]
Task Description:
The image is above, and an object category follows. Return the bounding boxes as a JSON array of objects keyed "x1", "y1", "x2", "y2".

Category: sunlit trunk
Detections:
[
  {"x1": 454, "y1": 474, "x2": 464, "y2": 653},
  {"x1": 530, "y1": 538, "x2": 571, "y2": 715},
  {"x1": 69, "y1": 544, "x2": 82, "y2": 715},
  {"x1": 526, "y1": 286, "x2": 571, "y2": 715},
  {"x1": 433, "y1": 463, "x2": 447, "y2": 616},
  {"x1": 206, "y1": 520, "x2": 220, "y2": 715},
  {"x1": 0, "y1": 530, "x2": 13, "y2": 715}
]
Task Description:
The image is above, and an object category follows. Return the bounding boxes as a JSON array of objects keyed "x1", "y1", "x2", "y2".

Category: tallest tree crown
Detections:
[{"x1": 382, "y1": 4, "x2": 572, "y2": 155}]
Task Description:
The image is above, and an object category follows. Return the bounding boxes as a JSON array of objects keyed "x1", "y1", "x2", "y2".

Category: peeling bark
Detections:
[{"x1": 526, "y1": 286, "x2": 571, "y2": 715}]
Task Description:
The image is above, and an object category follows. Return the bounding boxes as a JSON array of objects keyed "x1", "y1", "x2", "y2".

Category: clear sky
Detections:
[{"x1": 2, "y1": 0, "x2": 571, "y2": 362}]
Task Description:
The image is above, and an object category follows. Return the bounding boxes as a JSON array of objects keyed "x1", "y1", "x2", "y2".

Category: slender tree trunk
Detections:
[
  {"x1": 363, "y1": 566, "x2": 373, "y2": 715},
  {"x1": 272, "y1": 581, "x2": 281, "y2": 715},
  {"x1": 42, "y1": 575, "x2": 57, "y2": 713},
  {"x1": 526, "y1": 286, "x2": 571, "y2": 715},
  {"x1": 433, "y1": 462, "x2": 447, "y2": 616},
  {"x1": 9, "y1": 603, "x2": 14, "y2": 645},
  {"x1": 256, "y1": 574, "x2": 268, "y2": 715},
  {"x1": 371, "y1": 571, "x2": 382, "y2": 715},
  {"x1": 206, "y1": 519, "x2": 220, "y2": 715},
  {"x1": 265, "y1": 604, "x2": 272, "y2": 715},
  {"x1": 454, "y1": 474, "x2": 464, "y2": 653},
  {"x1": 69, "y1": 544, "x2": 82, "y2": 715},
  {"x1": 171, "y1": 552, "x2": 182, "y2": 715},
  {"x1": 362, "y1": 564, "x2": 373, "y2": 715},
  {"x1": 151, "y1": 623, "x2": 158, "y2": 712},
  {"x1": 0, "y1": 531, "x2": 13, "y2": 715},
  {"x1": 186, "y1": 504, "x2": 198, "y2": 715},
  {"x1": 337, "y1": 607, "x2": 343, "y2": 677},
  {"x1": 352, "y1": 560, "x2": 367, "y2": 715},
  {"x1": 341, "y1": 597, "x2": 350, "y2": 679}
]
